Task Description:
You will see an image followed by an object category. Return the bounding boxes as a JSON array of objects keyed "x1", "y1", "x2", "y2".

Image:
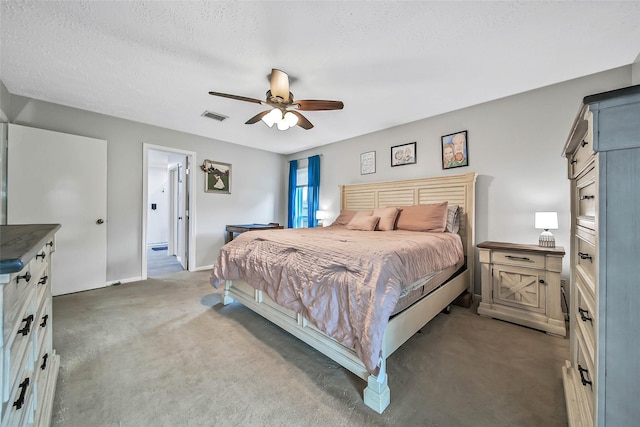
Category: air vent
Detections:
[{"x1": 201, "y1": 111, "x2": 228, "y2": 122}]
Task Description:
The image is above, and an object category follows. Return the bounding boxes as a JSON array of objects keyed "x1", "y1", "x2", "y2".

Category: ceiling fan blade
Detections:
[
  {"x1": 289, "y1": 110, "x2": 314, "y2": 130},
  {"x1": 270, "y1": 69, "x2": 290, "y2": 102},
  {"x1": 209, "y1": 91, "x2": 263, "y2": 105},
  {"x1": 245, "y1": 110, "x2": 271, "y2": 125},
  {"x1": 294, "y1": 100, "x2": 344, "y2": 111}
]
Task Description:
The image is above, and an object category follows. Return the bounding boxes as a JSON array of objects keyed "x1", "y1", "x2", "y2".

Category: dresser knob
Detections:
[
  {"x1": 12, "y1": 378, "x2": 30, "y2": 410},
  {"x1": 40, "y1": 314, "x2": 49, "y2": 328},
  {"x1": 580, "y1": 195, "x2": 595, "y2": 200},
  {"x1": 578, "y1": 252, "x2": 593, "y2": 261},
  {"x1": 539, "y1": 279, "x2": 546, "y2": 285},
  {"x1": 581, "y1": 140, "x2": 589, "y2": 147},
  {"x1": 36, "y1": 251, "x2": 46, "y2": 260},
  {"x1": 38, "y1": 275, "x2": 48, "y2": 285},
  {"x1": 578, "y1": 364, "x2": 592, "y2": 388},
  {"x1": 41, "y1": 353, "x2": 49, "y2": 370},
  {"x1": 17, "y1": 315, "x2": 34, "y2": 336},
  {"x1": 570, "y1": 159, "x2": 578, "y2": 164},
  {"x1": 17, "y1": 271, "x2": 31, "y2": 283},
  {"x1": 578, "y1": 307, "x2": 593, "y2": 323}
]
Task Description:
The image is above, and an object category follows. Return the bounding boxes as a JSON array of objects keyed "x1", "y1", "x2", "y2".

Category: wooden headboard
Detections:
[{"x1": 339, "y1": 172, "x2": 477, "y2": 294}]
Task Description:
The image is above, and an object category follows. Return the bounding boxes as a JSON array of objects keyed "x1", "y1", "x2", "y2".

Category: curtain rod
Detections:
[{"x1": 287, "y1": 154, "x2": 323, "y2": 163}]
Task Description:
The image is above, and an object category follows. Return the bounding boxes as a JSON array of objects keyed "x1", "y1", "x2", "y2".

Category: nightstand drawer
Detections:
[{"x1": 492, "y1": 251, "x2": 545, "y2": 269}]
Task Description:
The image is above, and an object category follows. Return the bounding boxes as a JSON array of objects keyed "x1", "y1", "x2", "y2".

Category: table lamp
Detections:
[
  {"x1": 315, "y1": 210, "x2": 326, "y2": 227},
  {"x1": 535, "y1": 211, "x2": 558, "y2": 248}
]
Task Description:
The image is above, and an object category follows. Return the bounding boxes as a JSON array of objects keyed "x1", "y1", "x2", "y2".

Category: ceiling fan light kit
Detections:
[{"x1": 209, "y1": 69, "x2": 344, "y2": 131}]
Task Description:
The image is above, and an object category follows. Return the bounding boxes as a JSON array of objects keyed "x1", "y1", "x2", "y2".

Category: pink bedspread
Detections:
[{"x1": 210, "y1": 227, "x2": 463, "y2": 374}]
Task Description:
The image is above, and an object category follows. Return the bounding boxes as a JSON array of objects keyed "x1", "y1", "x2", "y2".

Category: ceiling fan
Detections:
[{"x1": 208, "y1": 69, "x2": 344, "y2": 130}]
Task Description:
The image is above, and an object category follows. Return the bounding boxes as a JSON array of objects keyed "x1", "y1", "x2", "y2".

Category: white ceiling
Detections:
[{"x1": 2, "y1": 1, "x2": 639, "y2": 155}]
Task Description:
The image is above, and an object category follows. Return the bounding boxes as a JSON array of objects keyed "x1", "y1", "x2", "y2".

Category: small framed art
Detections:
[
  {"x1": 360, "y1": 151, "x2": 376, "y2": 175},
  {"x1": 441, "y1": 130, "x2": 468, "y2": 169},
  {"x1": 390, "y1": 142, "x2": 416, "y2": 167},
  {"x1": 202, "y1": 159, "x2": 231, "y2": 194}
]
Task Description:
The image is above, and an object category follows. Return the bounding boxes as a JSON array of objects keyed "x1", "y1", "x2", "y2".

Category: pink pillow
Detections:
[
  {"x1": 395, "y1": 202, "x2": 449, "y2": 232},
  {"x1": 332, "y1": 210, "x2": 358, "y2": 226},
  {"x1": 345, "y1": 215, "x2": 380, "y2": 231},
  {"x1": 373, "y1": 207, "x2": 400, "y2": 231}
]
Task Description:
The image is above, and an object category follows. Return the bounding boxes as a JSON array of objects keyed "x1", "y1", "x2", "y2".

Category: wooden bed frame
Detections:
[{"x1": 221, "y1": 172, "x2": 477, "y2": 413}]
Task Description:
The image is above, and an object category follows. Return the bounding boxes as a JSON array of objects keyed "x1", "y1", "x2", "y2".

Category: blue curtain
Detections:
[
  {"x1": 307, "y1": 155, "x2": 321, "y2": 228},
  {"x1": 287, "y1": 160, "x2": 298, "y2": 228}
]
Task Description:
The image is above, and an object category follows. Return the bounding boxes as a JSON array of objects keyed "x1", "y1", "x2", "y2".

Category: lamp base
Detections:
[{"x1": 538, "y1": 230, "x2": 556, "y2": 248}]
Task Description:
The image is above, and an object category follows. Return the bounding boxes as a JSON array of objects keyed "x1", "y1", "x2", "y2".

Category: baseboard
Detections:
[
  {"x1": 193, "y1": 264, "x2": 213, "y2": 272},
  {"x1": 108, "y1": 276, "x2": 142, "y2": 286}
]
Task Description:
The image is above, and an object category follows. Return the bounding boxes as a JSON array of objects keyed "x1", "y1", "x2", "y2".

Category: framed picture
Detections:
[
  {"x1": 202, "y1": 159, "x2": 231, "y2": 194},
  {"x1": 390, "y1": 142, "x2": 416, "y2": 167},
  {"x1": 441, "y1": 130, "x2": 468, "y2": 169},
  {"x1": 360, "y1": 151, "x2": 376, "y2": 175}
]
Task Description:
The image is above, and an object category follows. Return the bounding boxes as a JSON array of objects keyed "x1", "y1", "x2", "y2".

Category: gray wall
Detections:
[
  {"x1": 6, "y1": 95, "x2": 286, "y2": 282},
  {"x1": 287, "y1": 66, "x2": 633, "y2": 292}
]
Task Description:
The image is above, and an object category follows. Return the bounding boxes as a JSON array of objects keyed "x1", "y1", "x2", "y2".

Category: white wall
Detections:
[
  {"x1": 287, "y1": 66, "x2": 633, "y2": 293},
  {"x1": 7, "y1": 95, "x2": 286, "y2": 282}
]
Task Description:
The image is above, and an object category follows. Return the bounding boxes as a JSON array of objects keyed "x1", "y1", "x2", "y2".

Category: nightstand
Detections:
[{"x1": 477, "y1": 241, "x2": 566, "y2": 336}]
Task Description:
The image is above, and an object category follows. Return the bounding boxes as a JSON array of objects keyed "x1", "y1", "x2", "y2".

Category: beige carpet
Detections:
[{"x1": 51, "y1": 270, "x2": 568, "y2": 426}]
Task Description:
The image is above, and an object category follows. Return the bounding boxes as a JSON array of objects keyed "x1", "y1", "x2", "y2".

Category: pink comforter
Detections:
[{"x1": 210, "y1": 227, "x2": 463, "y2": 374}]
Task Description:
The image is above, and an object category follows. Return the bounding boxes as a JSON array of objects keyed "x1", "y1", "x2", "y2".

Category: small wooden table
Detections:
[{"x1": 225, "y1": 223, "x2": 283, "y2": 243}]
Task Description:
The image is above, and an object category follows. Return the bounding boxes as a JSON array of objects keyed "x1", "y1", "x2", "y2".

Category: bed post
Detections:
[
  {"x1": 363, "y1": 373, "x2": 390, "y2": 414},
  {"x1": 223, "y1": 280, "x2": 235, "y2": 305}
]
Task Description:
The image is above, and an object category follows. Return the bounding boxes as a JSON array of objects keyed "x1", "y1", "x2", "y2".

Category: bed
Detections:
[{"x1": 210, "y1": 172, "x2": 477, "y2": 413}]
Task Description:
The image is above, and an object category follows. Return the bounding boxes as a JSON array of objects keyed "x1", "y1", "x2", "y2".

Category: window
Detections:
[{"x1": 293, "y1": 167, "x2": 308, "y2": 228}]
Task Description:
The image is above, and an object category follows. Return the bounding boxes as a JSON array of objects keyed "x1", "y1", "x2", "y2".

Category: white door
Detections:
[{"x1": 7, "y1": 124, "x2": 107, "y2": 295}]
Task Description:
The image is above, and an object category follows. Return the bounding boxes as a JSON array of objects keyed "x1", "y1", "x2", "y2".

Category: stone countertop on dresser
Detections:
[{"x1": 0, "y1": 224, "x2": 61, "y2": 274}]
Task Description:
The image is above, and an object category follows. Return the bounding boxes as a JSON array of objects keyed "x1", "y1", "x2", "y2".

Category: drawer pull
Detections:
[
  {"x1": 570, "y1": 159, "x2": 578, "y2": 165},
  {"x1": 17, "y1": 314, "x2": 34, "y2": 336},
  {"x1": 578, "y1": 252, "x2": 593, "y2": 261},
  {"x1": 12, "y1": 377, "x2": 30, "y2": 410},
  {"x1": 36, "y1": 251, "x2": 46, "y2": 260},
  {"x1": 40, "y1": 314, "x2": 49, "y2": 328},
  {"x1": 38, "y1": 275, "x2": 48, "y2": 285},
  {"x1": 578, "y1": 364, "x2": 593, "y2": 388},
  {"x1": 539, "y1": 279, "x2": 546, "y2": 285},
  {"x1": 578, "y1": 307, "x2": 593, "y2": 323},
  {"x1": 17, "y1": 271, "x2": 31, "y2": 283},
  {"x1": 505, "y1": 255, "x2": 532, "y2": 262},
  {"x1": 41, "y1": 353, "x2": 49, "y2": 370},
  {"x1": 581, "y1": 140, "x2": 589, "y2": 148},
  {"x1": 46, "y1": 240, "x2": 54, "y2": 247},
  {"x1": 580, "y1": 195, "x2": 595, "y2": 200}
]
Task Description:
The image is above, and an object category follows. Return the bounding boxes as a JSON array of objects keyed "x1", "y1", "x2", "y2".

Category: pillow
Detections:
[
  {"x1": 345, "y1": 215, "x2": 380, "y2": 231},
  {"x1": 373, "y1": 207, "x2": 400, "y2": 231},
  {"x1": 395, "y1": 202, "x2": 449, "y2": 232},
  {"x1": 445, "y1": 204, "x2": 460, "y2": 233},
  {"x1": 331, "y1": 210, "x2": 358, "y2": 226},
  {"x1": 351, "y1": 210, "x2": 373, "y2": 219}
]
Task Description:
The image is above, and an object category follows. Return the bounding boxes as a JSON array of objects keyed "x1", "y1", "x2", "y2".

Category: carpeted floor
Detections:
[{"x1": 51, "y1": 270, "x2": 569, "y2": 426}]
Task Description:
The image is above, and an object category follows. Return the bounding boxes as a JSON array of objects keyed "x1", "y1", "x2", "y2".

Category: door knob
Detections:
[{"x1": 96, "y1": 219, "x2": 104, "y2": 225}]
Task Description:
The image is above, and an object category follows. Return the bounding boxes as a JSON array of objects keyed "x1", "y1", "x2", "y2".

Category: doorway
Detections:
[{"x1": 142, "y1": 144, "x2": 195, "y2": 279}]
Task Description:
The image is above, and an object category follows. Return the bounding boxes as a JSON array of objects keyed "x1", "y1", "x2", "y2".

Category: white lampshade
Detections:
[
  {"x1": 535, "y1": 212, "x2": 558, "y2": 230},
  {"x1": 261, "y1": 109, "x2": 282, "y2": 127},
  {"x1": 284, "y1": 111, "x2": 298, "y2": 127},
  {"x1": 315, "y1": 210, "x2": 326, "y2": 220}
]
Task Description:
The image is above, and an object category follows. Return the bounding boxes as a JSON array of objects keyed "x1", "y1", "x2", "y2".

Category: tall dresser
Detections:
[
  {"x1": 0, "y1": 224, "x2": 61, "y2": 427},
  {"x1": 561, "y1": 85, "x2": 640, "y2": 426}
]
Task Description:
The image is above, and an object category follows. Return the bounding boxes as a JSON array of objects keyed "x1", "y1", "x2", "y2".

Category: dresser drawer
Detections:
[
  {"x1": 574, "y1": 330, "x2": 595, "y2": 421},
  {"x1": 4, "y1": 285, "x2": 36, "y2": 402},
  {"x1": 576, "y1": 166, "x2": 596, "y2": 226},
  {"x1": 3, "y1": 368, "x2": 34, "y2": 427},
  {"x1": 569, "y1": 128, "x2": 594, "y2": 179},
  {"x1": 575, "y1": 234, "x2": 597, "y2": 290},
  {"x1": 491, "y1": 251, "x2": 545, "y2": 269},
  {"x1": 574, "y1": 276, "x2": 596, "y2": 359}
]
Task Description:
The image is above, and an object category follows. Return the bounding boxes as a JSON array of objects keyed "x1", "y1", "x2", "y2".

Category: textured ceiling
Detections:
[{"x1": 2, "y1": 1, "x2": 640, "y2": 155}]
